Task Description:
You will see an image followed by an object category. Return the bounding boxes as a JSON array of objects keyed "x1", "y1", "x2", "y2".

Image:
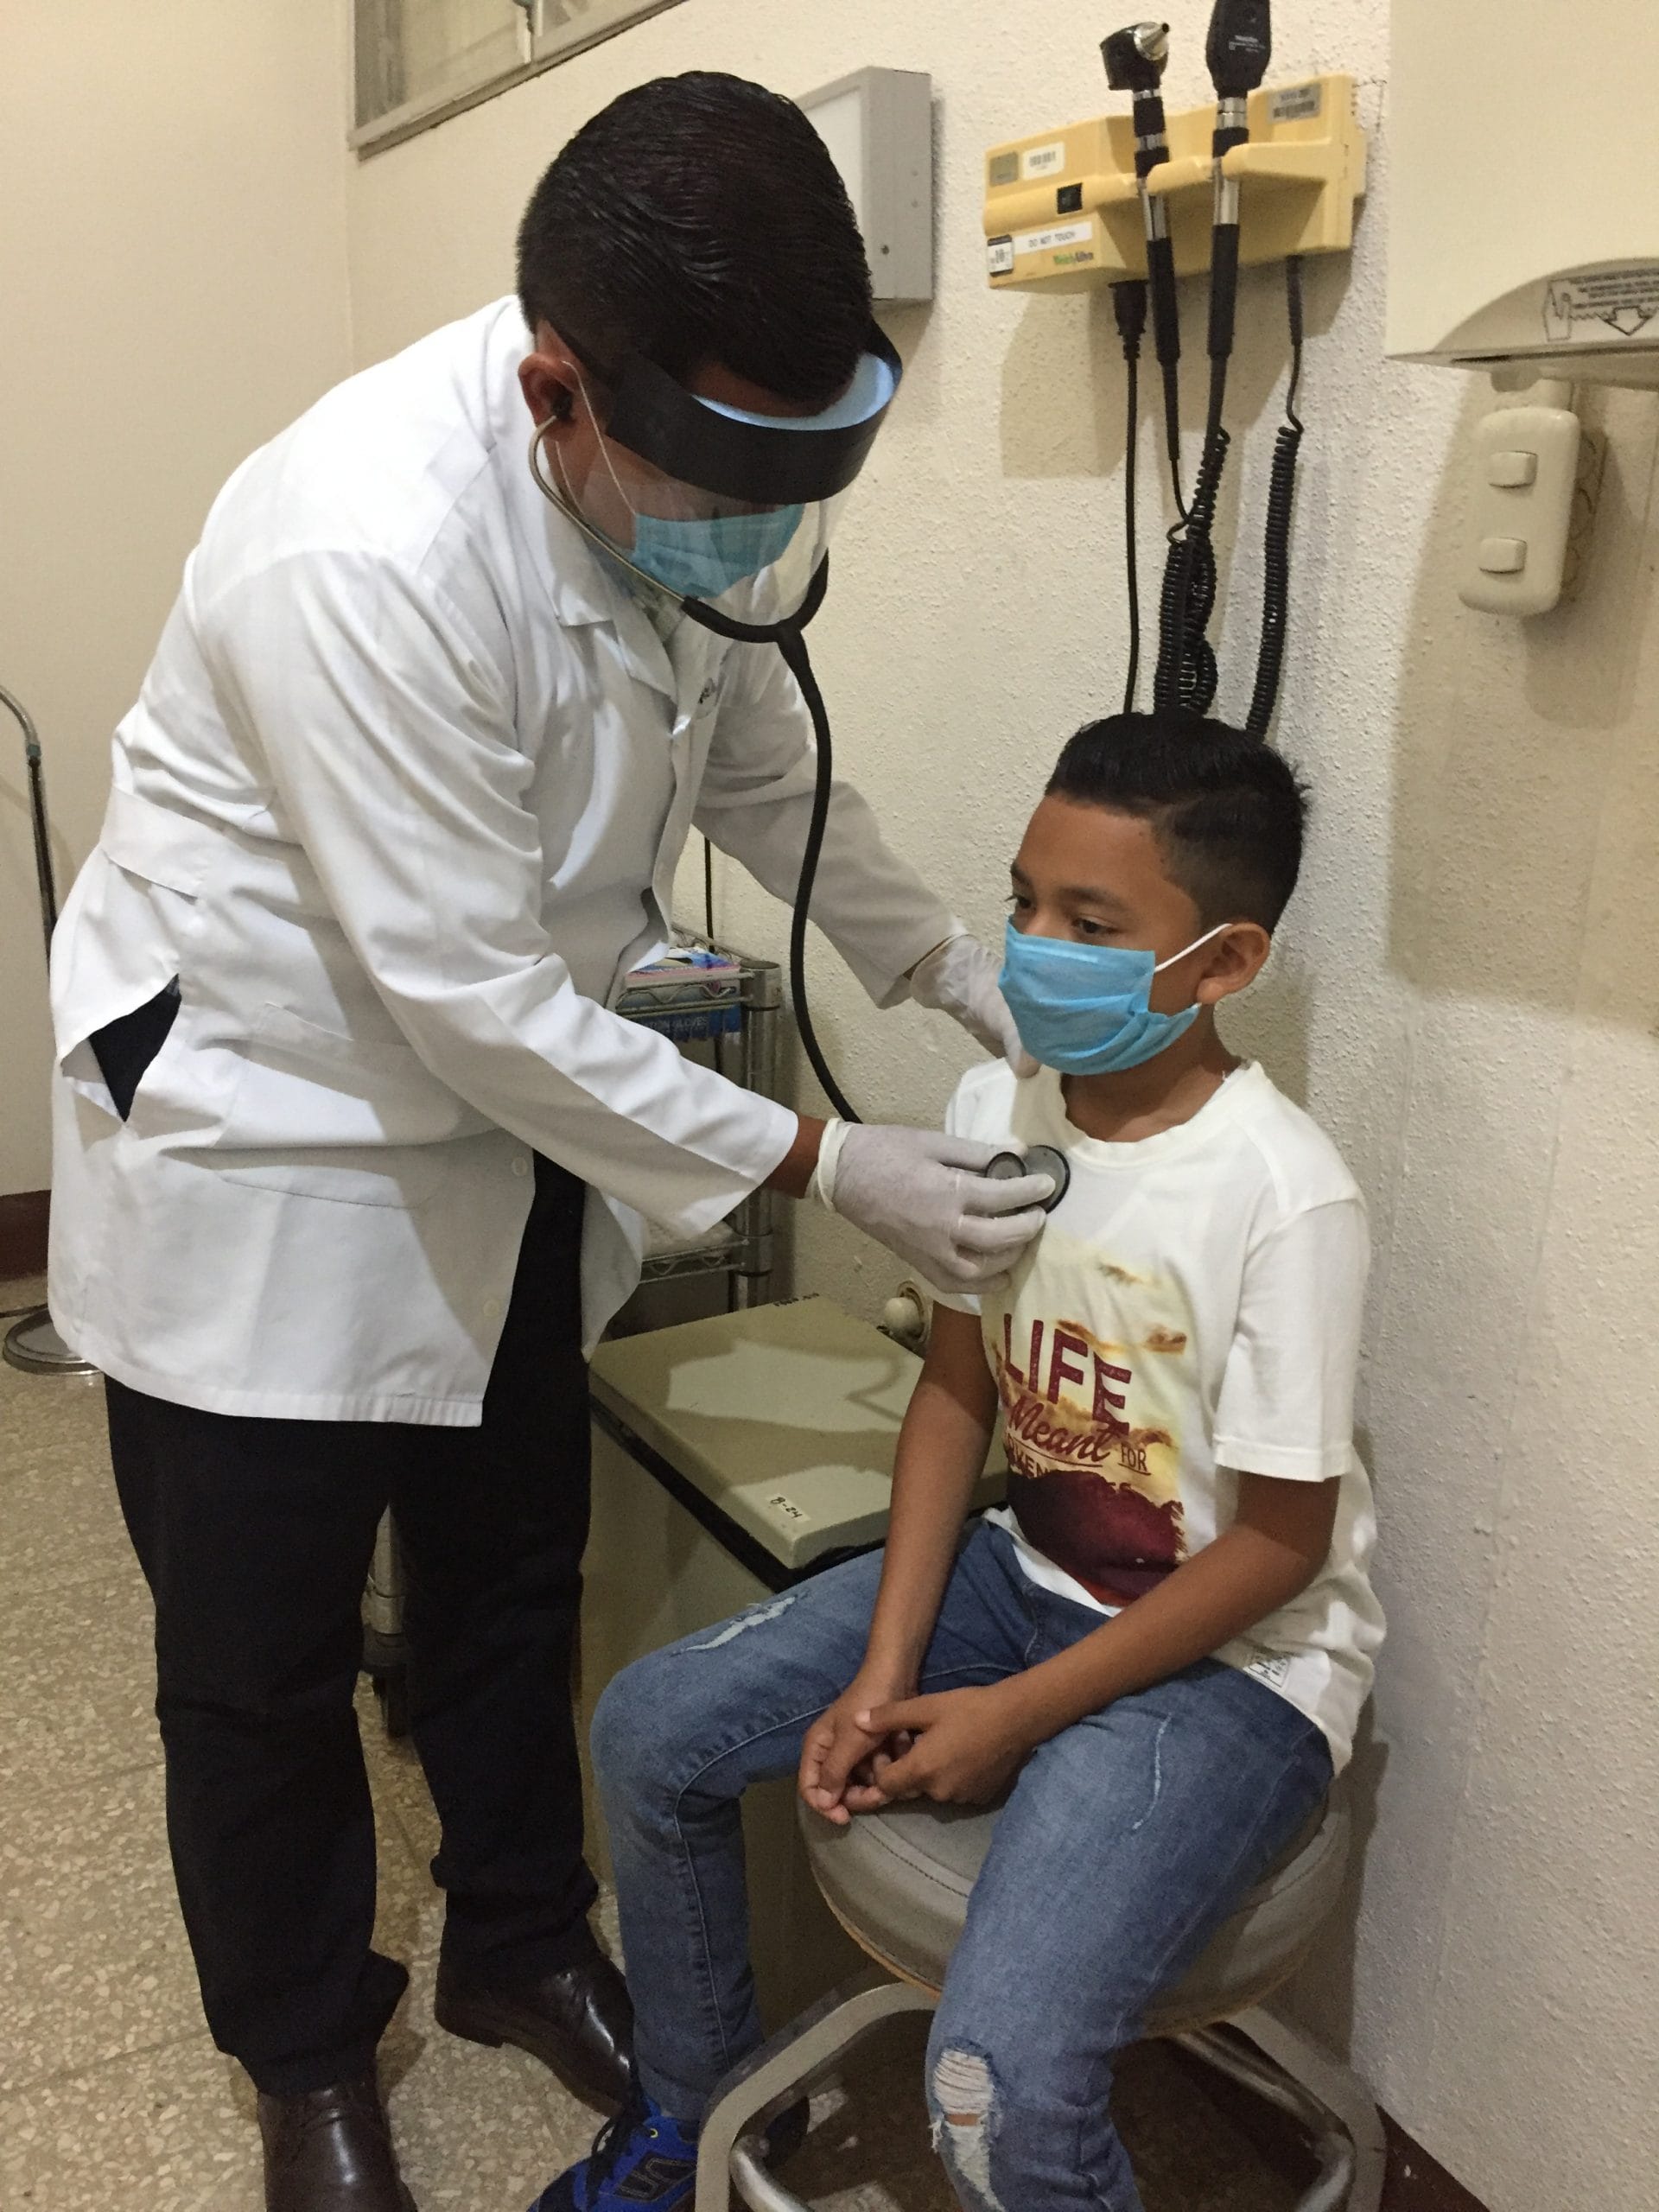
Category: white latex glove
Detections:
[
  {"x1": 810, "y1": 1120, "x2": 1052, "y2": 1294},
  {"x1": 908, "y1": 932, "x2": 1039, "y2": 1077}
]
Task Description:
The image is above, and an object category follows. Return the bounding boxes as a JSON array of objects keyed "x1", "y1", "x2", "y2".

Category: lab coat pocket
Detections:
[
  {"x1": 53, "y1": 785, "x2": 218, "y2": 1088},
  {"x1": 213, "y1": 1003, "x2": 449, "y2": 1210}
]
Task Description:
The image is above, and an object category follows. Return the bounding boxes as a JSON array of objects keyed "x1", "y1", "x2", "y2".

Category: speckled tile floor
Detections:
[{"x1": 0, "y1": 1271, "x2": 1298, "y2": 2210}]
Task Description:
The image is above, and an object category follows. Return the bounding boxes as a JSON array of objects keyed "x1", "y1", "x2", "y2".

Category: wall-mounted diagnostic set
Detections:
[{"x1": 983, "y1": 4, "x2": 1366, "y2": 725}]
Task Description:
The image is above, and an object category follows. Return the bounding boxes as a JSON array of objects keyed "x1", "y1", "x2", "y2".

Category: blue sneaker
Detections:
[{"x1": 529, "y1": 2093, "x2": 697, "y2": 2210}]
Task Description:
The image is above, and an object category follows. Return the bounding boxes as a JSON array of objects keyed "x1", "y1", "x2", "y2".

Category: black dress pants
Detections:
[{"x1": 107, "y1": 1156, "x2": 599, "y2": 2094}]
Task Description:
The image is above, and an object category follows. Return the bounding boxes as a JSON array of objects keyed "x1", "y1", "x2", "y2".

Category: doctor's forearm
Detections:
[
  {"x1": 762, "y1": 1115, "x2": 824, "y2": 1197},
  {"x1": 696, "y1": 788, "x2": 957, "y2": 1008}
]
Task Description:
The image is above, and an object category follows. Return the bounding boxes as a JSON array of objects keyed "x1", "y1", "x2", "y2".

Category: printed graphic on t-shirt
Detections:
[{"x1": 987, "y1": 1227, "x2": 1197, "y2": 1608}]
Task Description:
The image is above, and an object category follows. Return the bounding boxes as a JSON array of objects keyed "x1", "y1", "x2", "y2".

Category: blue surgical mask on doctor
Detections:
[
  {"x1": 628, "y1": 505, "x2": 803, "y2": 600},
  {"x1": 562, "y1": 374, "x2": 802, "y2": 599},
  {"x1": 997, "y1": 917, "x2": 1236, "y2": 1076}
]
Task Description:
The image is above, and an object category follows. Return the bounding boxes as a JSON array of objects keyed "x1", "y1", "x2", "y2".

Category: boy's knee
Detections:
[
  {"x1": 929, "y1": 2044, "x2": 1094, "y2": 2212},
  {"x1": 590, "y1": 1651, "x2": 678, "y2": 1789},
  {"x1": 929, "y1": 2045, "x2": 1012, "y2": 2212}
]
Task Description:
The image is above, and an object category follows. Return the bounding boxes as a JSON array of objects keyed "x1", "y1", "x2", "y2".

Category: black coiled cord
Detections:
[
  {"x1": 1244, "y1": 257, "x2": 1306, "y2": 740},
  {"x1": 1154, "y1": 404, "x2": 1228, "y2": 715}
]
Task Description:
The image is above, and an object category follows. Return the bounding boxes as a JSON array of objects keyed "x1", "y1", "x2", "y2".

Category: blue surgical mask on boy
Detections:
[
  {"x1": 997, "y1": 918, "x2": 1235, "y2": 1075},
  {"x1": 630, "y1": 503, "x2": 804, "y2": 600}
]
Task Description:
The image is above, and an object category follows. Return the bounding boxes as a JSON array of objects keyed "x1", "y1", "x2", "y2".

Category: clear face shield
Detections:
[
  {"x1": 527, "y1": 329, "x2": 899, "y2": 638},
  {"x1": 528, "y1": 327, "x2": 903, "y2": 1122}
]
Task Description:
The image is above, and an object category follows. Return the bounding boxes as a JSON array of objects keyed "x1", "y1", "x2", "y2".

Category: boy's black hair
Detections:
[
  {"x1": 1046, "y1": 709, "x2": 1308, "y2": 930},
  {"x1": 516, "y1": 73, "x2": 872, "y2": 410}
]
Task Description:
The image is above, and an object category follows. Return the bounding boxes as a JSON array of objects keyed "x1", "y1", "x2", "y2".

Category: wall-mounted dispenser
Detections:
[
  {"x1": 801, "y1": 67, "x2": 933, "y2": 307},
  {"x1": 1387, "y1": 0, "x2": 1659, "y2": 390}
]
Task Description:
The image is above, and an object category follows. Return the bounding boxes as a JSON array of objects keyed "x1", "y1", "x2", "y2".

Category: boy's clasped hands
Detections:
[{"x1": 799, "y1": 1669, "x2": 1041, "y2": 1822}]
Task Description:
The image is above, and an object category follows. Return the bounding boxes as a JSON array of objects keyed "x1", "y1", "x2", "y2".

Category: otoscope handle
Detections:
[
  {"x1": 1147, "y1": 235, "x2": 1181, "y2": 367},
  {"x1": 1207, "y1": 222, "x2": 1241, "y2": 361},
  {"x1": 1131, "y1": 91, "x2": 1169, "y2": 178}
]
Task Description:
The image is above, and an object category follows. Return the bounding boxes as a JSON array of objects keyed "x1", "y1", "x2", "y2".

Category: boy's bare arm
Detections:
[
  {"x1": 798, "y1": 1306, "x2": 997, "y2": 1822},
  {"x1": 995, "y1": 1472, "x2": 1338, "y2": 1739},
  {"x1": 863, "y1": 1473, "x2": 1338, "y2": 1804},
  {"x1": 862, "y1": 1306, "x2": 1000, "y2": 1677}
]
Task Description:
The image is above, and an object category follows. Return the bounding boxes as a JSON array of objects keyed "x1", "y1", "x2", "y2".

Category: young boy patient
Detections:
[{"x1": 536, "y1": 709, "x2": 1384, "y2": 2212}]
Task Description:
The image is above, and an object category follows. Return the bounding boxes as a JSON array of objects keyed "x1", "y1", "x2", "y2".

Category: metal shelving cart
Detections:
[
  {"x1": 613, "y1": 934, "x2": 782, "y2": 1312},
  {"x1": 362, "y1": 934, "x2": 784, "y2": 1735}
]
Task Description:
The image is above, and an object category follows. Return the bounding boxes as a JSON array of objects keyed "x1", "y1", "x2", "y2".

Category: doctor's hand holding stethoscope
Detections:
[{"x1": 771, "y1": 931, "x2": 1052, "y2": 1294}]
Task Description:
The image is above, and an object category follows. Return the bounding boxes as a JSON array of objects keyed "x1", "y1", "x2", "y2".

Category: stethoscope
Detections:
[{"x1": 985, "y1": 1145, "x2": 1071, "y2": 1214}]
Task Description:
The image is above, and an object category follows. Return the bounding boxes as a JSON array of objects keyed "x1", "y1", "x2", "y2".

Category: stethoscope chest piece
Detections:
[{"x1": 985, "y1": 1144, "x2": 1071, "y2": 1214}]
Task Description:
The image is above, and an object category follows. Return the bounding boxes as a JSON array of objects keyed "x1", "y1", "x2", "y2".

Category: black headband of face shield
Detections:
[{"x1": 568, "y1": 322, "x2": 902, "y2": 507}]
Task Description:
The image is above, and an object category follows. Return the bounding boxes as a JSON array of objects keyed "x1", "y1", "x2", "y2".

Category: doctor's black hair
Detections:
[
  {"x1": 517, "y1": 72, "x2": 872, "y2": 409},
  {"x1": 1046, "y1": 710, "x2": 1309, "y2": 931}
]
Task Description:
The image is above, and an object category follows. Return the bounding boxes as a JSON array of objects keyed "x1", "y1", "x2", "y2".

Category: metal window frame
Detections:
[{"x1": 351, "y1": 0, "x2": 686, "y2": 158}]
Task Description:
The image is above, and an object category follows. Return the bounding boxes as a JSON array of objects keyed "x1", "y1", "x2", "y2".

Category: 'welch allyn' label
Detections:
[
  {"x1": 1022, "y1": 140, "x2": 1065, "y2": 180},
  {"x1": 1542, "y1": 265, "x2": 1659, "y2": 345},
  {"x1": 1011, "y1": 219, "x2": 1092, "y2": 259}
]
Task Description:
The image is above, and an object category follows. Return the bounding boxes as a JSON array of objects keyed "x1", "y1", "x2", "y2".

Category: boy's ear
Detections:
[{"x1": 1193, "y1": 922, "x2": 1272, "y2": 1005}]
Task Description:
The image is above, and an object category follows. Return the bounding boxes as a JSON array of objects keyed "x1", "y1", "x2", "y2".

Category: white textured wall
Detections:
[
  {"x1": 0, "y1": 0, "x2": 354, "y2": 1193},
  {"x1": 346, "y1": 8, "x2": 1659, "y2": 2202}
]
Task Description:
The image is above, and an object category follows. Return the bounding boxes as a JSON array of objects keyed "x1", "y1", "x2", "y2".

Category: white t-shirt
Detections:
[{"x1": 936, "y1": 1059, "x2": 1384, "y2": 1771}]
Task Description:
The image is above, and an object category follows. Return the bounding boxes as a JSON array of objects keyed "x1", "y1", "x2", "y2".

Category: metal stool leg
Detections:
[
  {"x1": 696, "y1": 1967, "x2": 939, "y2": 2212},
  {"x1": 1173, "y1": 2006, "x2": 1386, "y2": 2212}
]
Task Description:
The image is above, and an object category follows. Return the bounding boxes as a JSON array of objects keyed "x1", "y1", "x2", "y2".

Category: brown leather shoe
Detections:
[
  {"x1": 434, "y1": 1954, "x2": 635, "y2": 2108},
  {"x1": 257, "y1": 2073, "x2": 416, "y2": 2212}
]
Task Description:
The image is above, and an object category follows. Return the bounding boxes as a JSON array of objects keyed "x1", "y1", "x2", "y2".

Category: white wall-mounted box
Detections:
[{"x1": 799, "y1": 67, "x2": 933, "y2": 307}]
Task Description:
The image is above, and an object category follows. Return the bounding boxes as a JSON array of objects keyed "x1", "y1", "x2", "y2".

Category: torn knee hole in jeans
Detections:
[
  {"x1": 931, "y1": 2048, "x2": 1006, "y2": 2211},
  {"x1": 683, "y1": 1591, "x2": 801, "y2": 1651}
]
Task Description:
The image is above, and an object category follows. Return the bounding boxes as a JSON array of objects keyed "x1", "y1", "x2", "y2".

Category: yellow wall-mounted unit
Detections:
[{"x1": 982, "y1": 73, "x2": 1365, "y2": 295}]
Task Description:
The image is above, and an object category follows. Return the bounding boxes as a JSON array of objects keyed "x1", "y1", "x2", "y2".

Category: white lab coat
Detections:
[{"x1": 48, "y1": 300, "x2": 957, "y2": 1422}]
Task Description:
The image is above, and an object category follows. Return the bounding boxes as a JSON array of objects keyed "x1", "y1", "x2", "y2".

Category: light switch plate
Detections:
[{"x1": 1459, "y1": 401, "x2": 1581, "y2": 616}]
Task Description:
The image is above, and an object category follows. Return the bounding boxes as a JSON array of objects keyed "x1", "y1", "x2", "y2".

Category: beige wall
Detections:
[
  {"x1": 0, "y1": 0, "x2": 354, "y2": 1192},
  {"x1": 345, "y1": 4, "x2": 1658, "y2": 2205}
]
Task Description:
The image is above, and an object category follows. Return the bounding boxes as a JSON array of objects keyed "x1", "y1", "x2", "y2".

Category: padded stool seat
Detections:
[
  {"x1": 804, "y1": 1783, "x2": 1350, "y2": 2029},
  {"x1": 693, "y1": 1777, "x2": 1385, "y2": 2212}
]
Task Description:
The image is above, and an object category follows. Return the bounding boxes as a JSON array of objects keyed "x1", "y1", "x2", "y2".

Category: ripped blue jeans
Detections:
[{"x1": 591, "y1": 1519, "x2": 1331, "y2": 2212}]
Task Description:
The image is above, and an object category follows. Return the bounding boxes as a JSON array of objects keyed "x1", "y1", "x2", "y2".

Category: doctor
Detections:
[{"x1": 48, "y1": 70, "x2": 1049, "y2": 2212}]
